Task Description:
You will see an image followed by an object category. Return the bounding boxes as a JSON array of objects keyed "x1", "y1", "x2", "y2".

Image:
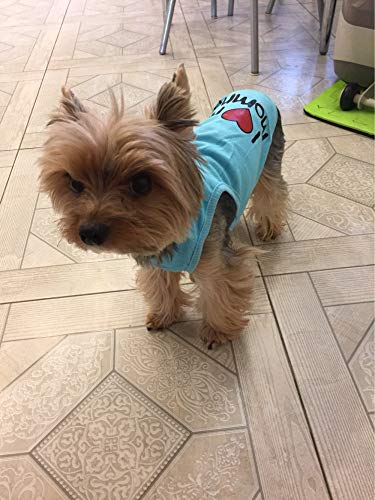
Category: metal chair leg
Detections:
[
  {"x1": 211, "y1": 0, "x2": 217, "y2": 18},
  {"x1": 251, "y1": 0, "x2": 259, "y2": 74},
  {"x1": 319, "y1": 0, "x2": 337, "y2": 55},
  {"x1": 160, "y1": 0, "x2": 176, "y2": 55},
  {"x1": 228, "y1": 0, "x2": 234, "y2": 16},
  {"x1": 316, "y1": 0, "x2": 324, "y2": 24},
  {"x1": 265, "y1": 0, "x2": 276, "y2": 15}
]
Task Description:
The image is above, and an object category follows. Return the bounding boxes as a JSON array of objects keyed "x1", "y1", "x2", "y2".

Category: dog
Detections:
[{"x1": 39, "y1": 64, "x2": 288, "y2": 348}]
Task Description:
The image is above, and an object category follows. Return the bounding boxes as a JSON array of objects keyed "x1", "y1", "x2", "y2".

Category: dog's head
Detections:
[{"x1": 39, "y1": 64, "x2": 203, "y2": 256}]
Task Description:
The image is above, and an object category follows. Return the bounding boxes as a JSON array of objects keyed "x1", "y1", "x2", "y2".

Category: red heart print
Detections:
[{"x1": 221, "y1": 108, "x2": 253, "y2": 134}]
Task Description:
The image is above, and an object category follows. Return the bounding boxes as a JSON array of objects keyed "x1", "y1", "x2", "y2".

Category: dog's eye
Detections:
[
  {"x1": 70, "y1": 178, "x2": 84, "y2": 194},
  {"x1": 128, "y1": 174, "x2": 152, "y2": 196}
]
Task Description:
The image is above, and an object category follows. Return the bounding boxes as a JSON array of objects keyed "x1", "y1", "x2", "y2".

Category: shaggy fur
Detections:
[{"x1": 39, "y1": 63, "x2": 288, "y2": 348}]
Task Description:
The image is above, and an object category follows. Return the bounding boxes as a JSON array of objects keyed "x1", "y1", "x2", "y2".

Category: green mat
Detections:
[{"x1": 304, "y1": 80, "x2": 374, "y2": 137}]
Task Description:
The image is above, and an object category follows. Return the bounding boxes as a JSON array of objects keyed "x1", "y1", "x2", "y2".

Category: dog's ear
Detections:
[
  {"x1": 48, "y1": 86, "x2": 86, "y2": 125},
  {"x1": 172, "y1": 63, "x2": 190, "y2": 95},
  {"x1": 147, "y1": 64, "x2": 197, "y2": 137}
]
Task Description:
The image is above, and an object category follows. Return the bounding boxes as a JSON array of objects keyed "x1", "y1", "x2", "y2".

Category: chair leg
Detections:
[
  {"x1": 251, "y1": 0, "x2": 259, "y2": 74},
  {"x1": 265, "y1": 0, "x2": 276, "y2": 15},
  {"x1": 228, "y1": 0, "x2": 234, "y2": 16},
  {"x1": 316, "y1": 0, "x2": 324, "y2": 24},
  {"x1": 319, "y1": 0, "x2": 337, "y2": 55},
  {"x1": 211, "y1": 0, "x2": 217, "y2": 18},
  {"x1": 160, "y1": 0, "x2": 176, "y2": 55}
]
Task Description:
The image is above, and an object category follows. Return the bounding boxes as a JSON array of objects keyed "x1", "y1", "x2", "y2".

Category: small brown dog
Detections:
[{"x1": 39, "y1": 64, "x2": 288, "y2": 347}]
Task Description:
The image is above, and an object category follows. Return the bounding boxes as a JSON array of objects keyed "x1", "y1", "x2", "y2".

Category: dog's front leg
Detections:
[{"x1": 137, "y1": 267, "x2": 190, "y2": 331}]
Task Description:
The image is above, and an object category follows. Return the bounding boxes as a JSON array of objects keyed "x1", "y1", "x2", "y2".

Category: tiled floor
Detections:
[{"x1": 0, "y1": 0, "x2": 374, "y2": 498}]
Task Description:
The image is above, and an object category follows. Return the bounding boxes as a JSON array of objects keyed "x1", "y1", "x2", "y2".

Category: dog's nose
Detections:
[{"x1": 79, "y1": 223, "x2": 109, "y2": 246}]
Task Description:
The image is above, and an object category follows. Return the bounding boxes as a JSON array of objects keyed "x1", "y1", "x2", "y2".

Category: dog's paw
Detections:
[
  {"x1": 200, "y1": 323, "x2": 235, "y2": 349},
  {"x1": 256, "y1": 221, "x2": 282, "y2": 242},
  {"x1": 146, "y1": 310, "x2": 181, "y2": 332}
]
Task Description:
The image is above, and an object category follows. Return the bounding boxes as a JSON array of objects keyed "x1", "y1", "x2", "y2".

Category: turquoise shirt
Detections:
[{"x1": 152, "y1": 89, "x2": 278, "y2": 273}]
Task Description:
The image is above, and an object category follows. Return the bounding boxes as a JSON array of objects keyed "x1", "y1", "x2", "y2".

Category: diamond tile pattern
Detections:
[
  {"x1": 33, "y1": 373, "x2": 189, "y2": 500},
  {"x1": 0, "y1": 0, "x2": 373, "y2": 497},
  {"x1": 115, "y1": 328, "x2": 245, "y2": 431}
]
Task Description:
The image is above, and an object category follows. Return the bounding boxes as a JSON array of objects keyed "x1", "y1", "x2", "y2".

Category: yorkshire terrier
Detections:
[{"x1": 39, "y1": 64, "x2": 288, "y2": 348}]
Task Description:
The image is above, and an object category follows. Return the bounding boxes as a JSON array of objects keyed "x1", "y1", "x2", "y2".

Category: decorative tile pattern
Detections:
[
  {"x1": 289, "y1": 184, "x2": 374, "y2": 235},
  {"x1": 0, "y1": 456, "x2": 67, "y2": 500},
  {"x1": 169, "y1": 321, "x2": 236, "y2": 372},
  {"x1": 0, "y1": 331, "x2": 112, "y2": 454},
  {"x1": 146, "y1": 431, "x2": 258, "y2": 500},
  {"x1": 282, "y1": 138, "x2": 334, "y2": 184},
  {"x1": 326, "y1": 303, "x2": 374, "y2": 360},
  {"x1": 115, "y1": 328, "x2": 245, "y2": 431},
  {"x1": 349, "y1": 325, "x2": 375, "y2": 412},
  {"x1": 33, "y1": 373, "x2": 189, "y2": 500},
  {"x1": 329, "y1": 135, "x2": 374, "y2": 165},
  {"x1": 309, "y1": 154, "x2": 374, "y2": 207}
]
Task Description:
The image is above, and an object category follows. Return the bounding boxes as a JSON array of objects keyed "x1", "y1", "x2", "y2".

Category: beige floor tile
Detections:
[
  {"x1": 266, "y1": 274, "x2": 375, "y2": 500},
  {"x1": 46, "y1": 0, "x2": 70, "y2": 24},
  {"x1": 35, "y1": 190, "x2": 55, "y2": 211},
  {"x1": 260, "y1": 235, "x2": 374, "y2": 275},
  {"x1": 0, "y1": 456, "x2": 68, "y2": 500},
  {"x1": 0, "y1": 149, "x2": 17, "y2": 167},
  {"x1": 198, "y1": 56, "x2": 232, "y2": 106},
  {"x1": 261, "y1": 68, "x2": 321, "y2": 96},
  {"x1": 311, "y1": 266, "x2": 375, "y2": 306},
  {"x1": 233, "y1": 314, "x2": 330, "y2": 500},
  {"x1": 326, "y1": 303, "x2": 374, "y2": 361},
  {"x1": 146, "y1": 430, "x2": 258, "y2": 500},
  {"x1": 116, "y1": 327, "x2": 245, "y2": 431},
  {"x1": 25, "y1": 24, "x2": 61, "y2": 71},
  {"x1": 0, "y1": 331, "x2": 113, "y2": 453},
  {"x1": 22, "y1": 234, "x2": 74, "y2": 268},
  {"x1": 0, "y1": 258, "x2": 137, "y2": 303},
  {"x1": 329, "y1": 134, "x2": 374, "y2": 165},
  {"x1": 0, "y1": 335, "x2": 63, "y2": 391},
  {"x1": 0, "y1": 166, "x2": 10, "y2": 199},
  {"x1": 0, "y1": 79, "x2": 41, "y2": 150},
  {"x1": 90, "y1": 81, "x2": 152, "y2": 108},
  {"x1": 0, "y1": 149, "x2": 40, "y2": 271},
  {"x1": 33, "y1": 372, "x2": 189, "y2": 500},
  {"x1": 289, "y1": 184, "x2": 374, "y2": 235},
  {"x1": 309, "y1": 154, "x2": 374, "y2": 207},
  {"x1": 287, "y1": 212, "x2": 344, "y2": 240},
  {"x1": 0, "y1": 304, "x2": 10, "y2": 341},
  {"x1": 350, "y1": 325, "x2": 375, "y2": 411},
  {"x1": 24, "y1": 69, "x2": 69, "y2": 135},
  {"x1": 284, "y1": 122, "x2": 352, "y2": 141},
  {"x1": 282, "y1": 138, "x2": 334, "y2": 184}
]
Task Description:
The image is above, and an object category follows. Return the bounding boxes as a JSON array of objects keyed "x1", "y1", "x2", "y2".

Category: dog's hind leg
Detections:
[{"x1": 249, "y1": 111, "x2": 288, "y2": 241}]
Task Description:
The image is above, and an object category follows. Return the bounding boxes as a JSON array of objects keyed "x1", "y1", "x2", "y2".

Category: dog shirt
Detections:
[{"x1": 152, "y1": 89, "x2": 278, "y2": 273}]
